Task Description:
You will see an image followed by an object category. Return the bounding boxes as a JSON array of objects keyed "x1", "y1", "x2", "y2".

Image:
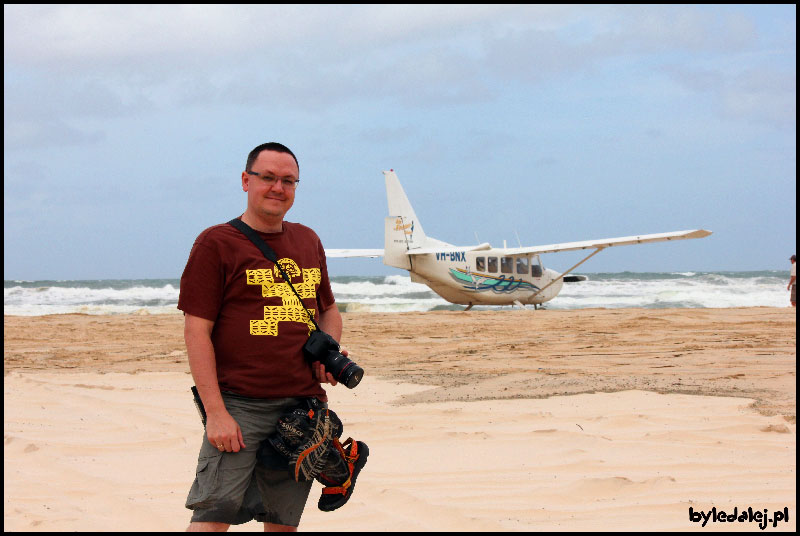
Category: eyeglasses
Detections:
[{"x1": 246, "y1": 171, "x2": 300, "y2": 189}]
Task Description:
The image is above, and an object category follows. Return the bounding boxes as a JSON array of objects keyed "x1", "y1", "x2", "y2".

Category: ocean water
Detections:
[{"x1": 3, "y1": 271, "x2": 792, "y2": 316}]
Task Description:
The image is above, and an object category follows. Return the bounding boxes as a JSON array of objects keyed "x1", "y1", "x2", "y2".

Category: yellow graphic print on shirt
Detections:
[{"x1": 247, "y1": 258, "x2": 320, "y2": 336}]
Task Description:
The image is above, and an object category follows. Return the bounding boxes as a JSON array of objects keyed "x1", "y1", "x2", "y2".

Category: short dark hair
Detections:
[{"x1": 246, "y1": 142, "x2": 299, "y2": 174}]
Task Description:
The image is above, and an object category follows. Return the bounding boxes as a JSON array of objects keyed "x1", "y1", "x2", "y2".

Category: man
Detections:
[
  {"x1": 788, "y1": 254, "x2": 796, "y2": 307},
  {"x1": 179, "y1": 142, "x2": 344, "y2": 531}
]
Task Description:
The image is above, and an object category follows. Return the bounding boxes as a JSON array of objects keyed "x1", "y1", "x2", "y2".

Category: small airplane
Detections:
[{"x1": 326, "y1": 171, "x2": 711, "y2": 310}]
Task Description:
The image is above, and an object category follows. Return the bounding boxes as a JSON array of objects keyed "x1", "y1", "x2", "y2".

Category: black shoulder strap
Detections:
[
  {"x1": 228, "y1": 217, "x2": 279, "y2": 263},
  {"x1": 227, "y1": 218, "x2": 319, "y2": 331}
]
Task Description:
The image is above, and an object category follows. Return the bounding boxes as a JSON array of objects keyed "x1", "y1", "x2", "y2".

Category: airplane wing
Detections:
[
  {"x1": 325, "y1": 230, "x2": 710, "y2": 258},
  {"x1": 403, "y1": 242, "x2": 493, "y2": 255},
  {"x1": 501, "y1": 229, "x2": 712, "y2": 255},
  {"x1": 325, "y1": 248, "x2": 384, "y2": 258}
]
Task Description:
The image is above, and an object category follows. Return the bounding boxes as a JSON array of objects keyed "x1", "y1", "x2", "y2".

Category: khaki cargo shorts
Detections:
[{"x1": 186, "y1": 392, "x2": 314, "y2": 526}]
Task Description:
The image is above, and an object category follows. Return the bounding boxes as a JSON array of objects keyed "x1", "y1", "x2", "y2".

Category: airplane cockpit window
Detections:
[
  {"x1": 476, "y1": 257, "x2": 485, "y2": 271},
  {"x1": 516, "y1": 257, "x2": 528, "y2": 274},
  {"x1": 531, "y1": 259, "x2": 543, "y2": 278},
  {"x1": 501, "y1": 257, "x2": 513, "y2": 274},
  {"x1": 488, "y1": 257, "x2": 498, "y2": 272}
]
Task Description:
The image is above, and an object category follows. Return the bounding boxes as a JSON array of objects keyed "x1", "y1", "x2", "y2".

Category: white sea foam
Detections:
[
  {"x1": 4, "y1": 283, "x2": 180, "y2": 316},
  {"x1": 331, "y1": 276, "x2": 431, "y2": 298},
  {"x1": 3, "y1": 271, "x2": 791, "y2": 315},
  {"x1": 551, "y1": 273, "x2": 788, "y2": 309}
]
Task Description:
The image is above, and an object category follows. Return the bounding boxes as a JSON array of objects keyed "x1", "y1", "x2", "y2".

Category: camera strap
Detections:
[{"x1": 227, "y1": 217, "x2": 320, "y2": 331}]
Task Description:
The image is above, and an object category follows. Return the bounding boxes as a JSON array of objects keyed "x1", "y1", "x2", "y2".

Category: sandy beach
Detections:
[{"x1": 4, "y1": 308, "x2": 796, "y2": 531}]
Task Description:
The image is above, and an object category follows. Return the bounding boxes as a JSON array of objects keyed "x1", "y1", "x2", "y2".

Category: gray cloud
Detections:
[
  {"x1": 3, "y1": 118, "x2": 105, "y2": 150},
  {"x1": 3, "y1": 4, "x2": 793, "y2": 146},
  {"x1": 721, "y1": 71, "x2": 796, "y2": 127},
  {"x1": 663, "y1": 64, "x2": 796, "y2": 127}
]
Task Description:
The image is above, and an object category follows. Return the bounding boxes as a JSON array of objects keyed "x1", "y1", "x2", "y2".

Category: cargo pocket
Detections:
[{"x1": 185, "y1": 453, "x2": 223, "y2": 509}]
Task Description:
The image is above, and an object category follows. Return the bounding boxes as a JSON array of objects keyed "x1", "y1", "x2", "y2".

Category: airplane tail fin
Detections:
[{"x1": 383, "y1": 170, "x2": 428, "y2": 270}]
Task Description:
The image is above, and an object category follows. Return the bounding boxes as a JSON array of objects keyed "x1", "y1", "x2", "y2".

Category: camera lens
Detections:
[
  {"x1": 304, "y1": 330, "x2": 365, "y2": 389},
  {"x1": 325, "y1": 351, "x2": 364, "y2": 389},
  {"x1": 340, "y1": 361, "x2": 364, "y2": 389}
]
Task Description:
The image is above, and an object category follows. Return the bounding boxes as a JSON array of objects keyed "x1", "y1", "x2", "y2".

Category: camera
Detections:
[{"x1": 303, "y1": 329, "x2": 364, "y2": 389}]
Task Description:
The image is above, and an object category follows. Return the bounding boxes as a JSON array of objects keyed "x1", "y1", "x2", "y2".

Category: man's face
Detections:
[{"x1": 242, "y1": 150, "x2": 299, "y2": 222}]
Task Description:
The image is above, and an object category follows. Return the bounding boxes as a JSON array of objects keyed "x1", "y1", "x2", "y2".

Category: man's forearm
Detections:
[
  {"x1": 185, "y1": 318, "x2": 227, "y2": 416},
  {"x1": 187, "y1": 345, "x2": 227, "y2": 416},
  {"x1": 318, "y1": 304, "x2": 343, "y2": 342}
]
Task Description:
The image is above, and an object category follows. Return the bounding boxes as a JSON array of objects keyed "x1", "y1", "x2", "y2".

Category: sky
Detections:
[{"x1": 4, "y1": 4, "x2": 796, "y2": 280}]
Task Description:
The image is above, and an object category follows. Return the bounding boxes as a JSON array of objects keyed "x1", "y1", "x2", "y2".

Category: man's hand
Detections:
[{"x1": 205, "y1": 409, "x2": 246, "y2": 452}]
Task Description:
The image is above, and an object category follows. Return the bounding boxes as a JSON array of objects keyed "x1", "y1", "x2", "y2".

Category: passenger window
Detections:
[
  {"x1": 476, "y1": 257, "x2": 485, "y2": 271},
  {"x1": 488, "y1": 257, "x2": 498, "y2": 272},
  {"x1": 516, "y1": 257, "x2": 528, "y2": 274},
  {"x1": 501, "y1": 257, "x2": 513, "y2": 274}
]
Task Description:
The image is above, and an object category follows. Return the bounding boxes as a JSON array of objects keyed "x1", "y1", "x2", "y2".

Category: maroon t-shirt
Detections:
[{"x1": 178, "y1": 221, "x2": 336, "y2": 399}]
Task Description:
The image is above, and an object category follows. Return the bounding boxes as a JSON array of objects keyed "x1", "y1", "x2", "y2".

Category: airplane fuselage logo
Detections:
[
  {"x1": 448, "y1": 268, "x2": 539, "y2": 294},
  {"x1": 394, "y1": 218, "x2": 414, "y2": 236}
]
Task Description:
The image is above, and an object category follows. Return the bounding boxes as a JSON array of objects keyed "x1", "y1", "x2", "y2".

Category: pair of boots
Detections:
[{"x1": 257, "y1": 401, "x2": 368, "y2": 511}]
